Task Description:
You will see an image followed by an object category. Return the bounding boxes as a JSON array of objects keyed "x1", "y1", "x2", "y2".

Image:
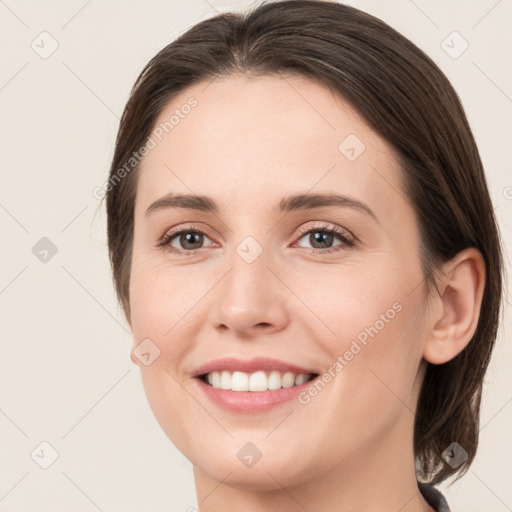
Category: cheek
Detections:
[
  {"x1": 303, "y1": 260, "x2": 426, "y2": 406},
  {"x1": 297, "y1": 260, "x2": 411, "y2": 348},
  {"x1": 129, "y1": 264, "x2": 208, "y2": 450},
  {"x1": 129, "y1": 260, "x2": 202, "y2": 357},
  {"x1": 303, "y1": 296, "x2": 425, "y2": 468}
]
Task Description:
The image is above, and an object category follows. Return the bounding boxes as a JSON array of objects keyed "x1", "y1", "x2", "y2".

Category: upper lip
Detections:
[{"x1": 191, "y1": 357, "x2": 318, "y2": 378}]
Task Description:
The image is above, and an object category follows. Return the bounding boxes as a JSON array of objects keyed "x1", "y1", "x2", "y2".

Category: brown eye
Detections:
[
  {"x1": 172, "y1": 231, "x2": 206, "y2": 251},
  {"x1": 158, "y1": 225, "x2": 216, "y2": 255},
  {"x1": 295, "y1": 224, "x2": 355, "y2": 254}
]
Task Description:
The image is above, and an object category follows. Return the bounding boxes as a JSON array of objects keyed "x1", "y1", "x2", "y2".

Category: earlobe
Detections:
[{"x1": 423, "y1": 247, "x2": 486, "y2": 365}]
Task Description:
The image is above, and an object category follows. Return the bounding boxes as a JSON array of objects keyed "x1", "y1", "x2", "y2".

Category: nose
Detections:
[{"x1": 211, "y1": 243, "x2": 289, "y2": 338}]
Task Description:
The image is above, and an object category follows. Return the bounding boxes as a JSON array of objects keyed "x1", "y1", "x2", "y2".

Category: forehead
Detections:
[{"x1": 135, "y1": 73, "x2": 405, "y2": 219}]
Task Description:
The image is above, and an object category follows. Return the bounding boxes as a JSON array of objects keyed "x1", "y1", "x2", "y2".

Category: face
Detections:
[{"x1": 128, "y1": 73, "x2": 430, "y2": 489}]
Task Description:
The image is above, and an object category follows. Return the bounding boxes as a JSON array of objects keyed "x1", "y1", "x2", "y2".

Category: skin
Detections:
[{"x1": 127, "y1": 73, "x2": 485, "y2": 511}]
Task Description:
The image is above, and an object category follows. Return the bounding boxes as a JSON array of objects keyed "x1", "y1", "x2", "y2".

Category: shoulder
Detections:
[{"x1": 418, "y1": 481, "x2": 451, "y2": 512}]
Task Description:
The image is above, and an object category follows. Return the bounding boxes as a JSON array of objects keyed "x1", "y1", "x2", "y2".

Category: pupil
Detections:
[
  {"x1": 181, "y1": 232, "x2": 202, "y2": 249},
  {"x1": 312, "y1": 231, "x2": 332, "y2": 248}
]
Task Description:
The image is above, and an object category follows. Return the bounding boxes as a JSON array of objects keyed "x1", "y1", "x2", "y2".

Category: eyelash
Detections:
[{"x1": 157, "y1": 223, "x2": 356, "y2": 256}]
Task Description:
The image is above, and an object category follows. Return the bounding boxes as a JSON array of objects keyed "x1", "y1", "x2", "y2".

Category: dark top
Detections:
[{"x1": 418, "y1": 482, "x2": 451, "y2": 512}]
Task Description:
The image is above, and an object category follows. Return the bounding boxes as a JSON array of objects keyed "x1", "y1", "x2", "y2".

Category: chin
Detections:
[{"x1": 193, "y1": 457, "x2": 310, "y2": 492}]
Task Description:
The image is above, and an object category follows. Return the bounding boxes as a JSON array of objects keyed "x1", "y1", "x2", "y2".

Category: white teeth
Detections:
[
  {"x1": 281, "y1": 372, "x2": 295, "y2": 388},
  {"x1": 220, "y1": 371, "x2": 231, "y2": 390},
  {"x1": 210, "y1": 371, "x2": 221, "y2": 388},
  {"x1": 249, "y1": 371, "x2": 267, "y2": 391},
  {"x1": 294, "y1": 373, "x2": 308, "y2": 385},
  {"x1": 204, "y1": 370, "x2": 313, "y2": 391},
  {"x1": 268, "y1": 370, "x2": 281, "y2": 390},
  {"x1": 232, "y1": 371, "x2": 249, "y2": 391}
]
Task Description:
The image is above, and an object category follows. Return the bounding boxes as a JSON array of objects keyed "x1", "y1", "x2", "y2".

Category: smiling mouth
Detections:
[{"x1": 197, "y1": 370, "x2": 318, "y2": 392}]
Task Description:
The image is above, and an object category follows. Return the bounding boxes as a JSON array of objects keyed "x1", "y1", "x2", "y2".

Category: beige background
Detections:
[{"x1": 0, "y1": 0, "x2": 511, "y2": 510}]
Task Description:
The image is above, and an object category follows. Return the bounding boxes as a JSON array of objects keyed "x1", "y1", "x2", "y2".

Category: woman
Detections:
[{"x1": 103, "y1": 1, "x2": 504, "y2": 510}]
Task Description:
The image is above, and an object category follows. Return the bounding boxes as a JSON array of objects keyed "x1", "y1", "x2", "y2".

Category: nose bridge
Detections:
[
  {"x1": 212, "y1": 227, "x2": 288, "y2": 334},
  {"x1": 224, "y1": 233, "x2": 276, "y2": 305}
]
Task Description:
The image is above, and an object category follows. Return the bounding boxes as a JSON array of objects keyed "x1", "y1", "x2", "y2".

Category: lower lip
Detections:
[{"x1": 193, "y1": 376, "x2": 317, "y2": 412}]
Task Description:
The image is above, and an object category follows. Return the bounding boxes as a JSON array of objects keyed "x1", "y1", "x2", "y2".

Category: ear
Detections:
[{"x1": 423, "y1": 247, "x2": 486, "y2": 365}]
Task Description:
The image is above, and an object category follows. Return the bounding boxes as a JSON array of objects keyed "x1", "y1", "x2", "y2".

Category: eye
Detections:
[
  {"x1": 294, "y1": 223, "x2": 355, "y2": 254},
  {"x1": 158, "y1": 224, "x2": 216, "y2": 255},
  {"x1": 157, "y1": 222, "x2": 356, "y2": 256}
]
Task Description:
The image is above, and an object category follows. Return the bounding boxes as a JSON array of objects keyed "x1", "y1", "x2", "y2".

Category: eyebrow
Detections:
[{"x1": 144, "y1": 192, "x2": 378, "y2": 222}]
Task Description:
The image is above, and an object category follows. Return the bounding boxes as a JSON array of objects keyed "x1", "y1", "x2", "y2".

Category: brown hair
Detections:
[{"x1": 104, "y1": 0, "x2": 504, "y2": 485}]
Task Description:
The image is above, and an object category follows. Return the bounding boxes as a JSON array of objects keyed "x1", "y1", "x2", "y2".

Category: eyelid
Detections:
[
  {"x1": 295, "y1": 221, "x2": 355, "y2": 240},
  {"x1": 158, "y1": 223, "x2": 215, "y2": 244},
  {"x1": 293, "y1": 222, "x2": 356, "y2": 250}
]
